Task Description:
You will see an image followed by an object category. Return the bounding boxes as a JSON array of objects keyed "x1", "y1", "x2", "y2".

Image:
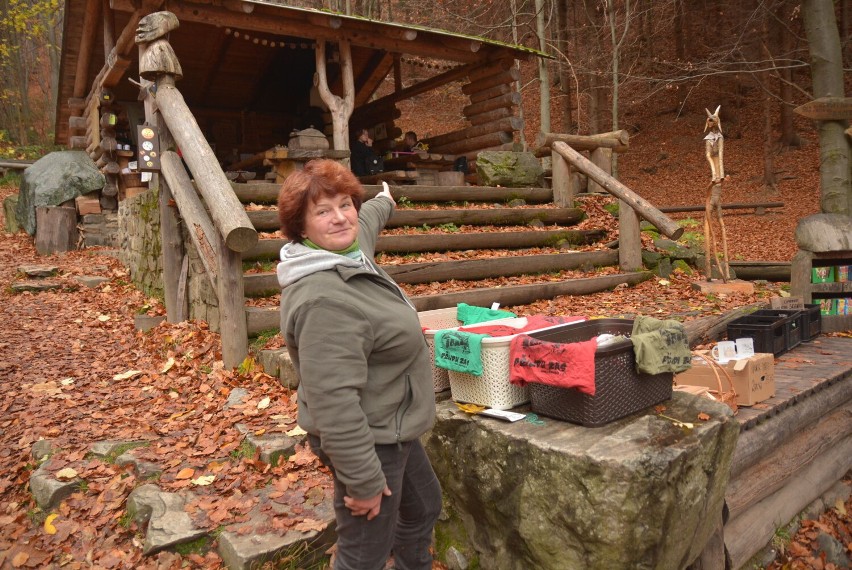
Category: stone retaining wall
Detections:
[{"x1": 117, "y1": 186, "x2": 221, "y2": 329}]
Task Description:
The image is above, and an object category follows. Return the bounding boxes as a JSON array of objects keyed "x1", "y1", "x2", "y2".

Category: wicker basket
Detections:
[
  {"x1": 525, "y1": 319, "x2": 673, "y2": 427},
  {"x1": 442, "y1": 317, "x2": 574, "y2": 410}
]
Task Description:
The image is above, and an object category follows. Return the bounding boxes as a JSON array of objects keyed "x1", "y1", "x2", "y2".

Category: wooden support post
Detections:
[
  {"x1": 552, "y1": 141, "x2": 684, "y2": 240},
  {"x1": 146, "y1": 79, "x2": 187, "y2": 323},
  {"x1": 216, "y1": 239, "x2": 249, "y2": 370},
  {"x1": 588, "y1": 147, "x2": 612, "y2": 193},
  {"x1": 315, "y1": 39, "x2": 354, "y2": 155},
  {"x1": 551, "y1": 148, "x2": 573, "y2": 207},
  {"x1": 619, "y1": 199, "x2": 642, "y2": 271}
]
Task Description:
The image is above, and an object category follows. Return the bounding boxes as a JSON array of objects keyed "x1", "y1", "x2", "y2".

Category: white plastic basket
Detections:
[
  {"x1": 419, "y1": 308, "x2": 464, "y2": 392},
  {"x1": 418, "y1": 307, "x2": 519, "y2": 393},
  {"x1": 441, "y1": 317, "x2": 579, "y2": 410}
]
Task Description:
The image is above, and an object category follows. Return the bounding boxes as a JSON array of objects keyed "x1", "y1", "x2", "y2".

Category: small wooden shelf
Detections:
[{"x1": 791, "y1": 250, "x2": 851, "y2": 333}]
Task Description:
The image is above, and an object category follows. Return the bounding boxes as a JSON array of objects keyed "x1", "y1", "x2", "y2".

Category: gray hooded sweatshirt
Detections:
[{"x1": 277, "y1": 197, "x2": 435, "y2": 499}]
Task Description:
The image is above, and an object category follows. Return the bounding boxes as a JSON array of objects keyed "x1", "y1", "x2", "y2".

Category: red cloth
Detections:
[
  {"x1": 459, "y1": 315, "x2": 584, "y2": 337},
  {"x1": 509, "y1": 334, "x2": 598, "y2": 395}
]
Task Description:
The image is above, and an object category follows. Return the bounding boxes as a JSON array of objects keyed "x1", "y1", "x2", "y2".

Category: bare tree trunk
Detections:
[
  {"x1": 510, "y1": 0, "x2": 528, "y2": 149},
  {"x1": 674, "y1": 0, "x2": 685, "y2": 60},
  {"x1": 535, "y1": 0, "x2": 551, "y2": 134},
  {"x1": 776, "y1": 1, "x2": 800, "y2": 148},
  {"x1": 802, "y1": 0, "x2": 851, "y2": 215},
  {"x1": 555, "y1": 0, "x2": 574, "y2": 133},
  {"x1": 761, "y1": 5, "x2": 778, "y2": 193}
]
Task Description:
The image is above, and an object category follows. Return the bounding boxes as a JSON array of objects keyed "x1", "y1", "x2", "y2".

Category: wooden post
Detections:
[
  {"x1": 619, "y1": 199, "x2": 642, "y2": 271},
  {"x1": 552, "y1": 141, "x2": 684, "y2": 240},
  {"x1": 145, "y1": 77, "x2": 187, "y2": 322},
  {"x1": 315, "y1": 39, "x2": 354, "y2": 157},
  {"x1": 588, "y1": 147, "x2": 612, "y2": 193},
  {"x1": 551, "y1": 149, "x2": 573, "y2": 207}
]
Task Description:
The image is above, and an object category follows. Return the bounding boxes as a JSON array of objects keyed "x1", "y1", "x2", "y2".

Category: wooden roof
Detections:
[{"x1": 55, "y1": 0, "x2": 544, "y2": 146}]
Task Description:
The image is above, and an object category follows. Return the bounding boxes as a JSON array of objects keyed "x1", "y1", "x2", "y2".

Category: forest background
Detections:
[{"x1": 1, "y1": 0, "x2": 850, "y2": 176}]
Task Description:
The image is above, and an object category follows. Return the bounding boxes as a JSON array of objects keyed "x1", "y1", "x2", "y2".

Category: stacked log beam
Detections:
[{"x1": 426, "y1": 61, "x2": 523, "y2": 158}]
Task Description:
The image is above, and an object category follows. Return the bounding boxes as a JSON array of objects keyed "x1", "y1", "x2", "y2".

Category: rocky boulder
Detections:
[
  {"x1": 15, "y1": 151, "x2": 104, "y2": 235},
  {"x1": 795, "y1": 213, "x2": 852, "y2": 252},
  {"x1": 424, "y1": 392, "x2": 739, "y2": 570},
  {"x1": 476, "y1": 151, "x2": 544, "y2": 188}
]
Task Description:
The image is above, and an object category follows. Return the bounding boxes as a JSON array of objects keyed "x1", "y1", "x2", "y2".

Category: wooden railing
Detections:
[
  {"x1": 537, "y1": 132, "x2": 683, "y2": 272},
  {"x1": 136, "y1": 11, "x2": 257, "y2": 368}
]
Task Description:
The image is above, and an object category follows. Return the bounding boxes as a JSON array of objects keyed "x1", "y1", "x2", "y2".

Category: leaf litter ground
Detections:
[{"x1": 0, "y1": 105, "x2": 849, "y2": 569}]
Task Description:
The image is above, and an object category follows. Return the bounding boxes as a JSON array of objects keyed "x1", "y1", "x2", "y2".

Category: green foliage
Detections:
[
  {"x1": 230, "y1": 439, "x2": 257, "y2": 460},
  {"x1": 249, "y1": 329, "x2": 280, "y2": 354},
  {"x1": 438, "y1": 223, "x2": 460, "y2": 232},
  {"x1": 0, "y1": 169, "x2": 21, "y2": 186},
  {"x1": 603, "y1": 203, "x2": 619, "y2": 216},
  {"x1": 680, "y1": 231, "x2": 704, "y2": 249},
  {"x1": 397, "y1": 195, "x2": 412, "y2": 207},
  {"x1": 172, "y1": 535, "x2": 212, "y2": 556}
]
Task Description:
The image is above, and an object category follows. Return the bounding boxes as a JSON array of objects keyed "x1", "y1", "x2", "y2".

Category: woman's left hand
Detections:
[
  {"x1": 344, "y1": 485, "x2": 392, "y2": 520},
  {"x1": 377, "y1": 181, "x2": 395, "y2": 205}
]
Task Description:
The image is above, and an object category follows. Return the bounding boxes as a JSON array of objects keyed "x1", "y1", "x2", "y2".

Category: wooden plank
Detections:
[
  {"x1": 247, "y1": 206, "x2": 584, "y2": 231},
  {"x1": 461, "y1": 68, "x2": 521, "y2": 95},
  {"x1": 726, "y1": 401, "x2": 852, "y2": 519},
  {"x1": 725, "y1": 434, "x2": 852, "y2": 570},
  {"x1": 657, "y1": 202, "x2": 784, "y2": 213},
  {"x1": 409, "y1": 271, "x2": 653, "y2": 311},
  {"x1": 463, "y1": 92, "x2": 522, "y2": 117},
  {"x1": 793, "y1": 96, "x2": 852, "y2": 120},
  {"x1": 245, "y1": 250, "x2": 619, "y2": 294},
  {"x1": 423, "y1": 116, "x2": 523, "y2": 149},
  {"x1": 246, "y1": 272, "x2": 654, "y2": 335},
  {"x1": 729, "y1": 338, "x2": 852, "y2": 476},
  {"x1": 242, "y1": 229, "x2": 607, "y2": 261}
]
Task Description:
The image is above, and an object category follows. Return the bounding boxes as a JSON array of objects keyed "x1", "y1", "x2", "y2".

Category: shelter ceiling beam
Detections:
[
  {"x1": 354, "y1": 51, "x2": 394, "y2": 107},
  {"x1": 74, "y1": 0, "x2": 101, "y2": 98},
  {"x1": 102, "y1": 0, "x2": 115, "y2": 55},
  {"x1": 198, "y1": 32, "x2": 232, "y2": 101},
  {"x1": 355, "y1": 61, "x2": 482, "y2": 117},
  {"x1": 110, "y1": 0, "x2": 481, "y2": 62}
]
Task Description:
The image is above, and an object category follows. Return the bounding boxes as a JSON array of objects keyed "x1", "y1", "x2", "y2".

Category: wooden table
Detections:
[
  {"x1": 383, "y1": 152, "x2": 462, "y2": 186},
  {"x1": 263, "y1": 146, "x2": 351, "y2": 183}
]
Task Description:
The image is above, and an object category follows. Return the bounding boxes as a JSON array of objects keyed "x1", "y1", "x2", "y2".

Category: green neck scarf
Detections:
[{"x1": 303, "y1": 237, "x2": 361, "y2": 259}]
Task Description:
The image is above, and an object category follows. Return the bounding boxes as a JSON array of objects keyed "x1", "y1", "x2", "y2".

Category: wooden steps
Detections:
[{"x1": 229, "y1": 179, "x2": 625, "y2": 336}]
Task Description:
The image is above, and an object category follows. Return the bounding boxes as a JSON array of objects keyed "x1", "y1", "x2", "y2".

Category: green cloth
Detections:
[
  {"x1": 630, "y1": 315, "x2": 691, "y2": 375},
  {"x1": 303, "y1": 237, "x2": 361, "y2": 257},
  {"x1": 434, "y1": 330, "x2": 488, "y2": 376},
  {"x1": 456, "y1": 302, "x2": 516, "y2": 326}
]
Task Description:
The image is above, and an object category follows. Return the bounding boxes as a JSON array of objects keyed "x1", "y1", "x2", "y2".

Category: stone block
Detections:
[
  {"x1": 425, "y1": 392, "x2": 740, "y2": 569},
  {"x1": 476, "y1": 151, "x2": 544, "y2": 188},
  {"x1": 29, "y1": 464, "x2": 82, "y2": 509},
  {"x1": 796, "y1": 213, "x2": 852, "y2": 252},
  {"x1": 126, "y1": 484, "x2": 207, "y2": 555},
  {"x1": 278, "y1": 351, "x2": 299, "y2": 390},
  {"x1": 3, "y1": 194, "x2": 20, "y2": 233},
  {"x1": 134, "y1": 314, "x2": 166, "y2": 332}
]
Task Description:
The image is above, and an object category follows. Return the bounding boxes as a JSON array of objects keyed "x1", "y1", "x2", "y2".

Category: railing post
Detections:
[
  {"x1": 136, "y1": 11, "x2": 250, "y2": 368},
  {"x1": 551, "y1": 148, "x2": 573, "y2": 208}
]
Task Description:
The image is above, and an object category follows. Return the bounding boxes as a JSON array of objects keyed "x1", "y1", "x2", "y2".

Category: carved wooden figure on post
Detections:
[
  {"x1": 702, "y1": 105, "x2": 731, "y2": 282},
  {"x1": 136, "y1": 11, "x2": 182, "y2": 81},
  {"x1": 704, "y1": 105, "x2": 724, "y2": 182}
]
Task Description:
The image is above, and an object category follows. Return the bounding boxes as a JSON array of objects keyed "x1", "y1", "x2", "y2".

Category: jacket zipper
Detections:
[{"x1": 395, "y1": 373, "x2": 413, "y2": 449}]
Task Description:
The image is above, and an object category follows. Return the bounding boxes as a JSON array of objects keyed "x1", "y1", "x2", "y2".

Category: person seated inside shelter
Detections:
[
  {"x1": 350, "y1": 128, "x2": 383, "y2": 177},
  {"x1": 399, "y1": 131, "x2": 427, "y2": 153}
]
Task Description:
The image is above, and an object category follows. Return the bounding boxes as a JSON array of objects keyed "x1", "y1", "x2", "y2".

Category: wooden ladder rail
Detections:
[{"x1": 137, "y1": 11, "x2": 257, "y2": 369}]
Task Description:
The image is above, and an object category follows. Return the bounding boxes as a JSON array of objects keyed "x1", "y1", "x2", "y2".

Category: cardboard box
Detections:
[
  {"x1": 836, "y1": 298, "x2": 851, "y2": 315},
  {"x1": 819, "y1": 298, "x2": 838, "y2": 315},
  {"x1": 674, "y1": 353, "x2": 775, "y2": 406},
  {"x1": 836, "y1": 265, "x2": 851, "y2": 282},
  {"x1": 812, "y1": 267, "x2": 835, "y2": 283}
]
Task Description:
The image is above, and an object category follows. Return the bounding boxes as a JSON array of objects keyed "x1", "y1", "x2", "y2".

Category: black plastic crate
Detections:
[
  {"x1": 523, "y1": 319, "x2": 673, "y2": 427},
  {"x1": 752, "y1": 309, "x2": 804, "y2": 350},
  {"x1": 802, "y1": 304, "x2": 822, "y2": 341},
  {"x1": 727, "y1": 314, "x2": 787, "y2": 356}
]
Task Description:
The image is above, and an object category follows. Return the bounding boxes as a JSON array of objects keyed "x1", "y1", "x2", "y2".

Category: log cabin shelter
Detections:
[{"x1": 55, "y1": 0, "x2": 546, "y2": 176}]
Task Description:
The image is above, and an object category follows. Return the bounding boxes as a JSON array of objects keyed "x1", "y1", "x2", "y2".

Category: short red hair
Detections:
[{"x1": 277, "y1": 159, "x2": 365, "y2": 242}]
